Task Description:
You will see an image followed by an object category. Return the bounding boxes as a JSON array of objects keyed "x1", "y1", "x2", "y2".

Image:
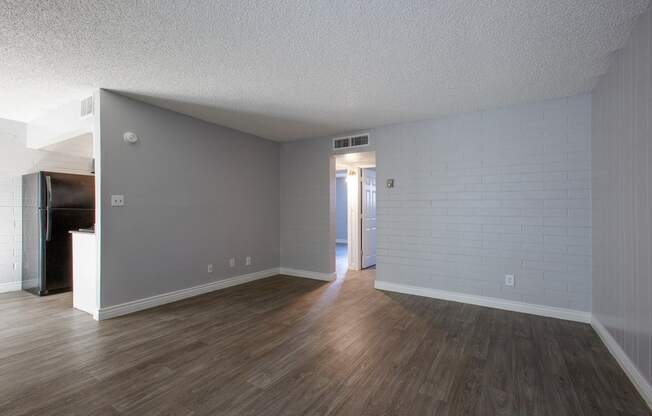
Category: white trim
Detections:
[
  {"x1": 279, "y1": 267, "x2": 336, "y2": 282},
  {"x1": 591, "y1": 317, "x2": 652, "y2": 409},
  {"x1": 0, "y1": 281, "x2": 21, "y2": 294},
  {"x1": 347, "y1": 168, "x2": 362, "y2": 270},
  {"x1": 94, "y1": 268, "x2": 279, "y2": 321},
  {"x1": 93, "y1": 89, "x2": 103, "y2": 318},
  {"x1": 374, "y1": 280, "x2": 591, "y2": 323},
  {"x1": 336, "y1": 239, "x2": 347, "y2": 244}
]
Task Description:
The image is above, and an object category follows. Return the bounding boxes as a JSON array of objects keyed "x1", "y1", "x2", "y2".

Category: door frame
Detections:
[
  {"x1": 346, "y1": 168, "x2": 362, "y2": 270},
  {"x1": 331, "y1": 150, "x2": 376, "y2": 275}
]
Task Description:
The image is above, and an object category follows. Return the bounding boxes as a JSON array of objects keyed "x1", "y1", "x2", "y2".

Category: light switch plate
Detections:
[
  {"x1": 111, "y1": 195, "x2": 125, "y2": 207},
  {"x1": 245, "y1": 256, "x2": 252, "y2": 266},
  {"x1": 505, "y1": 274, "x2": 515, "y2": 287}
]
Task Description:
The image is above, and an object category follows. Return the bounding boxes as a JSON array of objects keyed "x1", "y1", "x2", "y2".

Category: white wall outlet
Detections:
[
  {"x1": 505, "y1": 274, "x2": 515, "y2": 287},
  {"x1": 245, "y1": 256, "x2": 252, "y2": 266},
  {"x1": 207, "y1": 264, "x2": 213, "y2": 273},
  {"x1": 110, "y1": 194, "x2": 125, "y2": 207},
  {"x1": 229, "y1": 258, "x2": 235, "y2": 268}
]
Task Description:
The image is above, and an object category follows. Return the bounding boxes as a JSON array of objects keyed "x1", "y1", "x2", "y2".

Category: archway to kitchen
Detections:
[{"x1": 0, "y1": 92, "x2": 103, "y2": 320}]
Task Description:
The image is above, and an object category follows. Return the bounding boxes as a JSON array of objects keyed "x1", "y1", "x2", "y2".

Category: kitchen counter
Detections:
[{"x1": 70, "y1": 230, "x2": 98, "y2": 316}]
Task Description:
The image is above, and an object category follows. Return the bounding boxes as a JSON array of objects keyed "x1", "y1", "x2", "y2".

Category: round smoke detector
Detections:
[{"x1": 123, "y1": 131, "x2": 138, "y2": 144}]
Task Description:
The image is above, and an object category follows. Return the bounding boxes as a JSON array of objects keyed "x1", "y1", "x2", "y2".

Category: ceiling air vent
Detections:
[
  {"x1": 333, "y1": 137, "x2": 350, "y2": 149},
  {"x1": 80, "y1": 96, "x2": 94, "y2": 118},
  {"x1": 333, "y1": 133, "x2": 370, "y2": 150}
]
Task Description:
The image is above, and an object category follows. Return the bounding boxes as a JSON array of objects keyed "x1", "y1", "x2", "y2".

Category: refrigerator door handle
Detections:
[
  {"x1": 45, "y1": 175, "x2": 53, "y2": 208},
  {"x1": 45, "y1": 209, "x2": 52, "y2": 241},
  {"x1": 45, "y1": 175, "x2": 53, "y2": 241}
]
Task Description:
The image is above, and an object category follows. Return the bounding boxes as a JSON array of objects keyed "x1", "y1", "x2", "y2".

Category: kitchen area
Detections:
[
  {"x1": 21, "y1": 171, "x2": 97, "y2": 314},
  {"x1": 0, "y1": 95, "x2": 100, "y2": 318}
]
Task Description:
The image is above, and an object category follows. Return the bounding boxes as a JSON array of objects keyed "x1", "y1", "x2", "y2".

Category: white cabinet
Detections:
[{"x1": 70, "y1": 231, "x2": 98, "y2": 316}]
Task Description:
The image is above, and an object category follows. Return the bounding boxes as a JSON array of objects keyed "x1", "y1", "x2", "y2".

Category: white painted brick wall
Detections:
[
  {"x1": 375, "y1": 95, "x2": 592, "y2": 312},
  {"x1": 0, "y1": 178, "x2": 22, "y2": 286}
]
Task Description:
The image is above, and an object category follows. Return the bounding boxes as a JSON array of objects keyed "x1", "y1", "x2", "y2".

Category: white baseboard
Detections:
[
  {"x1": 94, "y1": 268, "x2": 279, "y2": 321},
  {"x1": 374, "y1": 280, "x2": 591, "y2": 323},
  {"x1": 94, "y1": 267, "x2": 336, "y2": 321},
  {"x1": 336, "y1": 239, "x2": 347, "y2": 244},
  {"x1": 591, "y1": 317, "x2": 652, "y2": 409},
  {"x1": 0, "y1": 281, "x2": 21, "y2": 294},
  {"x1": 279, "y1": 267, "x2": 336, "y2": 282}
]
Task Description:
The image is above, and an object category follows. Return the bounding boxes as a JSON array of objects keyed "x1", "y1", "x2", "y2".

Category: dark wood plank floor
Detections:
[{"x1": 0, "y1": 269, "x2": 649, "y2": 416}]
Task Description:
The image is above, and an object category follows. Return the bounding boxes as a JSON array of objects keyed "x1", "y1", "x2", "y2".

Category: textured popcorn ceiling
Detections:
[{"x1": 0, "y1": 1, "x2": 648, "y2": 141}]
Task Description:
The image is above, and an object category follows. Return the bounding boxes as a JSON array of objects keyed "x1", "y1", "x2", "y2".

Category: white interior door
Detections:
[{"x1": 361, "y1": 169, "x2": 376, "y2": 268}]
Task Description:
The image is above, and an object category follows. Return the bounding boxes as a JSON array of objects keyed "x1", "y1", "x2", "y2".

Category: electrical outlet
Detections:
[
  {"x1": 245, "y1": 256, "x2": 252, "y2": 266},
  {"x1": 207, "y1": 264, "x2": 213, "y2": 273},
  {"x1": 505, "y1": 274, "x2": 515, "y2": 287},
  {"x1": 229, "y1": 258, "x2": 235, "y2": 268},
  {"x1": 110, "y1": 194, "x2": 125, "y2": 207}
]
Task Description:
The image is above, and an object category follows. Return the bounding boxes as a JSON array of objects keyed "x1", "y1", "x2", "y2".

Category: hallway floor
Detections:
[{"x1": 336, "y1": 242, "x2": 347, "y2": 277}]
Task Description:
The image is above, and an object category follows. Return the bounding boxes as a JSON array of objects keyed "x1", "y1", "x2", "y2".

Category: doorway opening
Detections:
[
  {"x1": 0, "y1": 94, "x2": 101, "y2": 321},
  {"x1": 334, "y1": 151, "x2": 376, "y2": 278}
]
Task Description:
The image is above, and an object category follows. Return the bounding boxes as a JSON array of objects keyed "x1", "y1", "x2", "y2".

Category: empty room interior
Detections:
[{"x1": 1, "y1": 1, "x2": 652, "y2": 415}]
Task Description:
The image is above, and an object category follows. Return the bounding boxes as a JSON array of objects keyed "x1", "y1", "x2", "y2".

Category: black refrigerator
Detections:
[{"x1": 22, "y1": 172, "x2": 95, "y2": 296}]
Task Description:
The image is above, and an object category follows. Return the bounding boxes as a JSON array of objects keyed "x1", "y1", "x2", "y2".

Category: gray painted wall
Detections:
[
  {"x1": 279, "y1": 136, "x2": 375, "y2": 273},
  {"x1": 336, "y1": 176, "x2": 347, "y2": 241},
  {"x1": 98, "y1": 91, "x2": 280, "y2": 307},
  {"x1": 592, "y1": 9, "x2": 652, "y2": 387},
  {"x1": 280, "y1": 96, "x2": 592, "y2": 312},
  {"x1": 280, "y1": 137, "x2": 336, "y2": 273}
]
